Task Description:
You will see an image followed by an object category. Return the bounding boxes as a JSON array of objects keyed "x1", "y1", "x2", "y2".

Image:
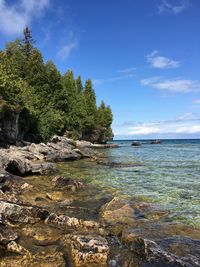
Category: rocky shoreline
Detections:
[{"x1": 0, "y1": 136, "x2": 200, "y2": 267}]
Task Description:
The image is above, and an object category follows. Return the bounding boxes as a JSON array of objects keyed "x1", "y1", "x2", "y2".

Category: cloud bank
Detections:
[
  {"x1": 141, "y1": 77, "x2": 200, "y2": 93},
  {"x1": 114, "y1": 113, "x2": 200, "y2": 139},
  {"x1": 0, "y1": 0, "x2": 50, "y2": 35}
]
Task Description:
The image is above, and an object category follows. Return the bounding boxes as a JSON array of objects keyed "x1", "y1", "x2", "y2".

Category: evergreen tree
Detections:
[
  {"x1": 83, "y1": 79, "x2": 97, "y2": 130},
  {"x1": 76, "y1": 75, "x2": 83, "y2": 93},
  {"x1": 22, "y1": 26, "x2": 35, "y2": 59}
]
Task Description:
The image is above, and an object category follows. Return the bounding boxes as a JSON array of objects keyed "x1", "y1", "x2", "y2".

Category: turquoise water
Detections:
[{"x1": 62, "y1": 139, "x2": 200, "y2": 227}]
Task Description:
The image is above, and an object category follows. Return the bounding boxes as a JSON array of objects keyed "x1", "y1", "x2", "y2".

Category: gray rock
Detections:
[{"x1": 0, "y1": 201, "x2": 49, "y2": 223}]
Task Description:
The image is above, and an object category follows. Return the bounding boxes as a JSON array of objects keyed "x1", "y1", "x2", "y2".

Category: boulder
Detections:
[{"x1": 131, "y1": 141, "x2": 141, "y2": 146}]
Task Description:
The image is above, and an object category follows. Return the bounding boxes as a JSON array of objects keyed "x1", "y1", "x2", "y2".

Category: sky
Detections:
[{"x1": 0, "y1": 0, "x2": 200, "y2": 139}]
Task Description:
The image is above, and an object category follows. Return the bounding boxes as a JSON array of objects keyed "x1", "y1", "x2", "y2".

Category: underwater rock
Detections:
[
  {"x1": 52, "y1": 176, "x2": 85, "y2": 191},
  {"x1": 129, "y1": 237, "x2": 199, "y2": 267},
  {"x1": 100, "y1": 197, "x2": 138, "y2": 233},
  {"x1": 62, "y1": 234, "x2": 109, "y2": 267},
  {"x1": 22, "y1": 224, "x2": 61, "y2": 245},
  {"x1": 0, "y1": 250, "x2": 66, "y2": 267},
  {"x1": 0, "y1": 223, "x2": 18, "y2": 245}
]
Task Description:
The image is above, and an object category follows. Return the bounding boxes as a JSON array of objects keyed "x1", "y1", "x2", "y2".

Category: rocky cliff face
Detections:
[{"x1": 0, "y1": 102, "x2": 29, "y2": 147}]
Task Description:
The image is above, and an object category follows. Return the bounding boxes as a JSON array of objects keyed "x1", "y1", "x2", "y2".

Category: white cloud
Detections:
[
  {"x1": 147, "y1": 50, "x2": 180, "y2": 69},
  {"x1": 141, "y1": 77, "x2": 200, "y2": 93},
  {"x1": 56, "y1": 40, "x2": 78, "y2": 60},
  {"x1": 93, "y1": 74, "x2": 135, "y2": 86},
  {"x1": 113, "y1": 113, "x2": 200, "y2": 139},
  {"x1": 117, "y1": 67, "x2": 136, "y2": 73},
  {"x1": 158, "y1": 0, "x2": 190, "y2": 15},
  {"x1": 0, "y1": 0, "x2": 50, "y2": 35}
]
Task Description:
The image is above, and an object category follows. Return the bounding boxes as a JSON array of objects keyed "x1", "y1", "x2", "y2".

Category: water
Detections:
[{"x1": 59, "y1": 139, "x2": 200, "y2": 228}]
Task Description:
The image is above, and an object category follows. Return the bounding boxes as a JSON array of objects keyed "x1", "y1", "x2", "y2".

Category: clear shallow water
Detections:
[{"x1": 59, "y1": 139, "x2": 200, "y2": 227}]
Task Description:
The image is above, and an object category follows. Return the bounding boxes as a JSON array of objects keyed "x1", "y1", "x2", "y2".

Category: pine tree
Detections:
[
  {"x1": 83, "y1": 79, "x2": 97, "y2": 130},
  {"x1": 76, "y1": 75, "x2": 83, "y2": 93}
]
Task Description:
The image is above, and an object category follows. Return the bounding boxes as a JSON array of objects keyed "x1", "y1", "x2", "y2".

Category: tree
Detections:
[
  {"x1": 76, "y1": 75, "x2": 83, "y2": 93},
  {"x1": 83, "y1": 79, "x2": 97, "y2": 130},
  {"x1": 22, "y1": 26, "x2": 35, "y2": 59}
]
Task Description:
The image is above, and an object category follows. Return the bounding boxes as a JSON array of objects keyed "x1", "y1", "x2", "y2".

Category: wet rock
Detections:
[
  {"x1": 96, "y1": 160, "x2": 143, "y2": 168},
  {"x1": 0, "y1": 250, "x2": 66, "y2": 267},
  {"x1": 131, "y1": 141, "x2": 141, "y2": 146},
  {"x1": 62, "y1": 234, "x2": 109, "y2": 267},
  {"x1": 46, "y1": 191, "x2": 64, "y2": 201},
  {"x1": 100, "y1": 197, "x2": 137, "y2": 232},
  {"x1": 6, "y1": 241, "x2": 30, "y2": 255},
  {"x1": 0, "y1": 201, "x2": 49, "y2": 223},
  {"x1": 52, "y1": 176, "x2": 85, "y2": 191},
  {"x1": 129, "y1": 237, "x2": 199, "y2": 267},
  {"x1": 0, "y1": 223, "x2": 18, "y2": 245},
  {"x1": 157, "y1": 236, "x2": 200, "y2": 265},
  {"x1": 22, "y1": 224, "x2": 61, "y2": 245}
]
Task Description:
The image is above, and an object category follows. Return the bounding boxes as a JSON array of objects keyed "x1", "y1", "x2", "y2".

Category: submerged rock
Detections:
[
  {"x1": 52, "y1": 176, "x2": 85, "y2": 191},
  {"x1": 0, "y1": 223, "x2": 18, "y2": 245},
  {"x1": 0, "y1": 250, "x2": 66, "y2": 267},
  {"x1": 62, "y1": 234, "x2": 109, "y2": 267}
]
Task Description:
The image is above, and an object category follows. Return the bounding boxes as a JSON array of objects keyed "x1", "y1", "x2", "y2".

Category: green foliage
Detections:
[{"x1": 0, "y1": 27, "x2": 113, "y2": 143}]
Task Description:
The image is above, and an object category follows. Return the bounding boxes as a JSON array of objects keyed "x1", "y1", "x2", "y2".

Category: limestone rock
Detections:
[
  {"x1": 63, "y1": 234, "x2": 109, "y2": 267},
  {"x1": 0, "y1": 201, "x2": 49, "y2": 223}
]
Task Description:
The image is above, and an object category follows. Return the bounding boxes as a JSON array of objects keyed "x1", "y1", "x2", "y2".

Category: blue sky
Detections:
[{"x1": 0, "y1": 0, "x2": 200, "y2": 139}]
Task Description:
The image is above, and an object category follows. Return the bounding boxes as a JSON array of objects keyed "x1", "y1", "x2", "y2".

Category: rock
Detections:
[
  {"x1": 6, "y1": 241, "x2": 30, "y2": 255},
  {"x1": 0, "y1": 201, "x2": 49, "y2": 223},
  {"x1": 76, "y1": 140, "x2": 92, "y2": 148},
  {"x1": 131, "y1": 141, "x2": 141, "y2": 146},
  {"x1": 150, "y1": 140, "x2": 161, "y2": 144},
  {"x1": 0, "y1": 136, "x2": 97, "y2": 176},
  {"x1": 0, "y1": 250, "x2": 66, "y2": 267},
  {"x1": 52, "y1": 176, "x2": 85, "y2": 191},
  {"x1": 46, "y1": 191, "x2": 64, "y2": 201},
  {"x1": 96, "y1": 160, "x2": 143, "y2": 168},
  {"x1": 100, "y1": 197, "x2": 137, "y2": 232},
  {"x1": 91, "y1": 143, "x2": 119, "y2": 148},
  {"x1": 62, "y1": 234, "x2": 109, "y2": 267},
  {"x1": 129, "y1": 237, "x2": 199, "y2": 267},
  {"x1": 45, "y1": 213, "x2": 104, "y2": 234},
  {"x1": 21, "y1": 182, "x2": 33, "y2": 191},
  {"x1": 22, "y1": 224, "x2": 61, "y2": 245},
  {"x1": 0, "y1": 223, "x2": 18, "y2": 245}
]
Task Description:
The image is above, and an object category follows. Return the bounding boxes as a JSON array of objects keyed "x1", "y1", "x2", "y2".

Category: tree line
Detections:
[{"x1": 0, "y1": 27, "x2": 113, "y2": 143}]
